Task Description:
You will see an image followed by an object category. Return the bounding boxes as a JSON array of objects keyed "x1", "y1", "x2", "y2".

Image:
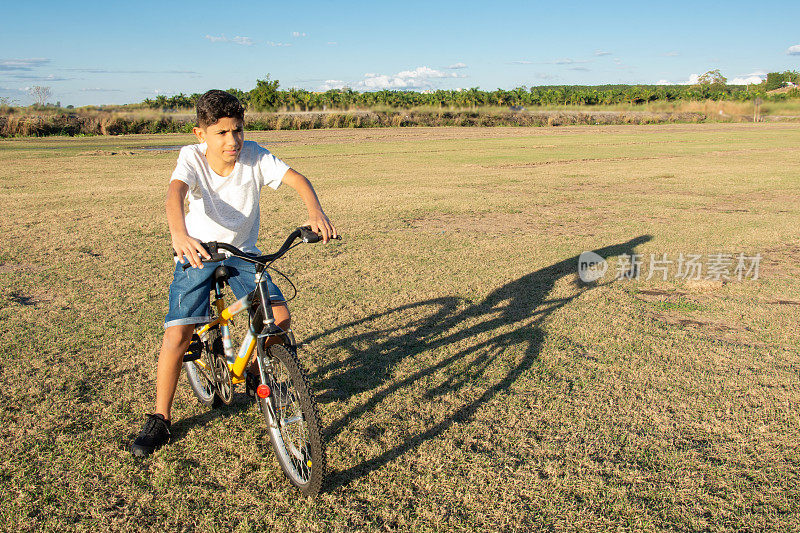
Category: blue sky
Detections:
[{"x1": 2, "y1": 0, "x2": 799, "y2": 106}]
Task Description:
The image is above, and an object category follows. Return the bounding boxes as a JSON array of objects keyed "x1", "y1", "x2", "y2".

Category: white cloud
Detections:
[
  {"x1": 80, "y1": 88, "x2": 122, "y2": 92},
  {"x1": 327, "y1": 41, "x2": 337, "y2": 46},
  {"x1": 0, "y1": 86, "x2": 26, "y2": 91},
  {"x1": 291, "y1": 31, "x2": 307, "y2": 38},
  {"x1": 320, "y1": 66, "x2": 467, "y2": 92},
  {"x1": 319, "y1": 80, "x2": 346, "y2": 91},
  {"x1": 594, "y1": 50, "x2": 612, "y2": 56},
  {"x1": 10, "y1": 73, "x2": 70, "y2": 82},
  {"x1": 731, "y1": 75, "x2": 765, "y2": 85},
  {"x1": 569, "y1": 66, "x2": 589, "y2": 71},
  {"x1": 683, "y1": 73, "x2": 701, "y2": 85},
  {"x1": 0, "y1": 58, "x2": 50, "y2": 71},
  {"x1": 447, "y1": 62, "x2": 467, "y2": 69},
  {"x1": 512, "y1": 58, "x2": 590, "y2": 66},
  {"x1": 664, "y1": 51, "x2": 679, "y2": 57},
  {"x1": 358, "y1": 66, "x2": 465, "y2": 90},
  {"x1": 658, "y1": 74, "x2": 705, "y2": 85},
  {"x1": 204, "y1": 34, "x2": 254, "y2": 46},
  {"x1": 360, "y1": 75, "x2": 404, "y2": 89},
  {"x1": 266, "y1": 41, "x2": 291, "y2": 47},
  {"x1": 787, "y1": 44, "x2": 800, "y2": 55},
  {"x1": 62, "y1": 67, "x2": 196, "y2": 74}
]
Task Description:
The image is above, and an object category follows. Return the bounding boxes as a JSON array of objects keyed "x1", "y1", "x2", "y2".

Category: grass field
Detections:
[{"x1": 1, "y1": 123, "x2": 799, "y2": 531}]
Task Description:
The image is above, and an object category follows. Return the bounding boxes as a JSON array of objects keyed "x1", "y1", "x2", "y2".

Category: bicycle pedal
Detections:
[
  {"x1": 183, "y1": 335, "x2": 203, "y2": 362},
  {"x1": 183, "y1": 351, "x2": 201, "y2": 362}
]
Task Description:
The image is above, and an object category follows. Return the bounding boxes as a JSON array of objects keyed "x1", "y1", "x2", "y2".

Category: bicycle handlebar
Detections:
[{"x1": 177, "y1": 226, "x2": 340, "y2": 270}]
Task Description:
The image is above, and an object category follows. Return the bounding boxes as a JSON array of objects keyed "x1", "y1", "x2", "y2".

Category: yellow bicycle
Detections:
[{"x1": 182, "y1": 227, "x2": 336, "y2": 497}]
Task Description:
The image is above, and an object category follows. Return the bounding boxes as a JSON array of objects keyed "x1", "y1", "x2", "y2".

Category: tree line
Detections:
[{"x1": 137, "y1": 70, "x2": 798, "y2": 112}]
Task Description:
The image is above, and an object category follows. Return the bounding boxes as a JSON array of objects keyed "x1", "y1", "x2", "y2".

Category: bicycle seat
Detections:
[{"x1": 213, "y1": 265, "x2": 230, "y2": 283}]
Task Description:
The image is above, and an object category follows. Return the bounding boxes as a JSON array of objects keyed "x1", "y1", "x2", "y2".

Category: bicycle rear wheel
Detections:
[{"x1": 258, "y1": 342, "x2": 325, "y2": 497}]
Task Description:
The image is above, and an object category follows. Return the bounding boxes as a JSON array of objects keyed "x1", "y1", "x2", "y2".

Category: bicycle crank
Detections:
[{"x1": 211, "y1": 354, "x2": 234, "y2": 405}]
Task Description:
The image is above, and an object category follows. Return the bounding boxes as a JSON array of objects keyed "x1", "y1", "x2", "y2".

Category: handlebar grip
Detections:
[
  {"x1": 299, "y1": 226, "x2": 342, "y2": 243},
  {"x1": 173, "y1": 241, "x2": 218, "y2": 257},
  {"x1": 180, "y1": 251, "x2": 227, "y2": 269},
  {"x1": 299, "y1": 226, "x2": 322, "y2": 243}
]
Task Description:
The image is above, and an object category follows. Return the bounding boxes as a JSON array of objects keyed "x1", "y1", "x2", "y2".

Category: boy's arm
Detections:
[
  {"x1": 281, "y1": 169, "x2": 338, "y2": 243},
  {"x1": 166, "y1": 180, "x2": 211, "y2": 268}
]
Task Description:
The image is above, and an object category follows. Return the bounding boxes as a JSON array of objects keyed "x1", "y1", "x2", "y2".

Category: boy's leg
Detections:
[
  {"x1": 155, "y1": 260, "x2": 216, "y2": 419},
  {"x1": 156, "y1": 324, "x2": 196, "y2": 420},
  {"x1": 245, "y1": 302, "x2": 292, "y2": 384},
  {"x1": 265, "y1": 303, "x2": 291, "y2": 347},
  {"x1": 132, "y1": 261, "x2": 214, "y2": 457},
  {"x1": 131, "y1": 324, "x2": 195, "y2": 457}
]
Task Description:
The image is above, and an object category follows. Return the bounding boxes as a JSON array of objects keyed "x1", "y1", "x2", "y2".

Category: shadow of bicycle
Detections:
[{"x1": 307, "y1": 235, "x2": 651, "y2": 491}]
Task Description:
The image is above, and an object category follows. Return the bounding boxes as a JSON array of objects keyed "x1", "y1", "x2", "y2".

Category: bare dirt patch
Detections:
[
  {"x1": 637, "y1": 289, "x2": 688, "y2": 297},
  {"x1": 648, "y1": 311, "x2": 768, "y2": 348},
  {"x1": 79, "y1": 150, "x2": 137, "y2": 156},
  {"x1": 768, "y1": 299, "x2": 800, "y2": 306},
  {"x1": 400, "y1": 210, "x2": 595, "y2": 237},
  {"x1": 478, "y1": 147, "x2": 797, "y2": 170},
  {"x1": 683, "y1": 279, "x2": 727, "y2": 293},
  {"x1": 0, "y1": 262, "x2": 41, "y2": 274},
  {"x1": 402, "y1": 212, "x2": 518, "y2": 234}
]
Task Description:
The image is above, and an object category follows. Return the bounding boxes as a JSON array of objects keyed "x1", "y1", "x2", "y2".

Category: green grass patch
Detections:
[{"x1": 0, "y1": 123, "x2": 798, "y2": 530}]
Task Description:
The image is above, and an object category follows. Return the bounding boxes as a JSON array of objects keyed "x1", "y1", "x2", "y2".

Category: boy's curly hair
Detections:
[{"x1": 196, "y1": 89, "x2": 245, "y2": 128}]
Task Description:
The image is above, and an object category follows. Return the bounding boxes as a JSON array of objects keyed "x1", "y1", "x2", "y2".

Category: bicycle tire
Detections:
[
  {"x1": 257, "y1": 341, "x2": 325, "y2": 497},
  {"x1": 184, "y1": 328, "x2": 223, "y2": 408}
]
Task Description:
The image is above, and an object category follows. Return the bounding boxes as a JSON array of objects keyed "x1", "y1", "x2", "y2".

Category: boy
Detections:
[{"x1": 131, "y1": 89, "x2": 337, "y2": 457}]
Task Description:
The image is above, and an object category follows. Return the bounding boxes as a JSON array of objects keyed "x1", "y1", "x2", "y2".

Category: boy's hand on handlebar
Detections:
[
  {"x1": 304, "y1": 211, "x2": 338, "y2": 243},
  {"x1": 172, "y1": 234, "x2": 211, "y2": 269}
]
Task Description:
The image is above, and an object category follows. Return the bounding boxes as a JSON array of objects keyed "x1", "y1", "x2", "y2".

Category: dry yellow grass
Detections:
[{"x1": 0, "y1": 123, "x2": 798, "y2": 531}]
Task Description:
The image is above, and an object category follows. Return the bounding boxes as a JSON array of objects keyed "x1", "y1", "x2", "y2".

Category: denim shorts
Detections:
[{"x1": 164, "y1": 256, "x2": 285, "y2": 329}]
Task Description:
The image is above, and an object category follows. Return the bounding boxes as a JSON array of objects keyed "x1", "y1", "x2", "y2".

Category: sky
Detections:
[{"x1": 2, "y1": 0, "x2": 799, "y2": 107}]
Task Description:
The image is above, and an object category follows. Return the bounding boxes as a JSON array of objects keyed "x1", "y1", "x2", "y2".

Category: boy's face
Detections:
[{"x1": 193, "y1": 116, "x2": 244, "y2": 165}]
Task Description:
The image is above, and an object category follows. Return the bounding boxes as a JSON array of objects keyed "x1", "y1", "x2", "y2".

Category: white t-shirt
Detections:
[{"x1": 170, "y1": 140, "x2": 290, "y2": 254}]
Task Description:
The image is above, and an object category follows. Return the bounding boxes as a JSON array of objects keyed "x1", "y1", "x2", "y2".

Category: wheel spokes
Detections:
[
  {"x1": 267, "y1": 357, "x2": 314, "y2": 483},
  {"x1": 194, "y1": 360, "x2": 215, "y2": 386}
]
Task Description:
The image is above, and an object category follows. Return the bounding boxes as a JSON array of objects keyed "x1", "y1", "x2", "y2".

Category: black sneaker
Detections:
[{"x1": 130, "y1": 414, "x2": 171, "y2": 457}]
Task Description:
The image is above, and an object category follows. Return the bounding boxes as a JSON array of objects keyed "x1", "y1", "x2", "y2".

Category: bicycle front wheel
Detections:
[{"x1": 258, "y1": 342, "x2": 325, "y2": 497}]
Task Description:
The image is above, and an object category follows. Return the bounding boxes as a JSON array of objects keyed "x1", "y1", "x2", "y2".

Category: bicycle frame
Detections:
[
  {"x1": 194, "y1": 269, "x2": 286, "y2": 385},
  {"x1": 180, "y1": 229, "x2": 332, "y2": 496}
]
